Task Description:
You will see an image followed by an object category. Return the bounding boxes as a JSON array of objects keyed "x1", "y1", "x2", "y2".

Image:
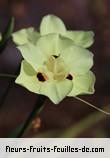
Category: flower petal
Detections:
[
  {"x1": 68, "y1": 71, "x2": 95, "y2": 96},
  {"x1": 40, "y1": 14, "x2": 66, "y2": 35},
  {"x1": 17, "y1": 43, "x2": 45, "y2": 70},
  {"x1": 15, "y1": 60, "x2": 41, "y2": 93},
  {"x1": 36, "y1": 33, "x2": 73, "y2": 57},
  {"x1": 61, "y1": 45, "x2": 94, "y2": 75},
  {"x1": 27, "y1": 29, "x2": 40, "y2": 44},
  {"x1": 39, "y1": 80, "x2": 73, "y2": 104},
  {"x1": 12, "y1": 27, "x2": 40, "y2": 45},
  {"x1": 16, "y1": 60, "x2": 73, "y2": 104},
  {"x1": 66, "y1": 31, "x2": 94, "y2": 48}
]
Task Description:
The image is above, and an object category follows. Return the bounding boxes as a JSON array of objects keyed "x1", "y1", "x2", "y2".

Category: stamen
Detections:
[
  {"x1": 37, "y1": 72, "x2": 48, "y2": 82},
  {"x1": 66, "y1": 74, "x2": 73, "y2": 80}
]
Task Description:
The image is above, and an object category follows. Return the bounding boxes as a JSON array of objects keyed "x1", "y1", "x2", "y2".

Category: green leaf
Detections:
[
  {"x1": 0, "y1": 17, "x2": 14, "y2": 52},
  {"x1": 8, "y1": 124, "x2": 23, "y2": 138}
]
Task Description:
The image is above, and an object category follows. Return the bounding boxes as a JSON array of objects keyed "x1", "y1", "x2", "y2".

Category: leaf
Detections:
[{"x1": 0, "y1": 17, "x2": 14, "y2": 53}]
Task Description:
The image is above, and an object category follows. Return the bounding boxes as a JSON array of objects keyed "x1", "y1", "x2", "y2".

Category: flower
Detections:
[
  {"x1": 15, "y1": 33, "x2": 95, "y2": 104},
  {"x1": 12, "y1": 15, "x2": 94, "y2": 48}
]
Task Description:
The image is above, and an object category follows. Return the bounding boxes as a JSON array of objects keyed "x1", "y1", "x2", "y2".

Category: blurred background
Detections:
[{"x1": 0, "y1": 0, "x2": 110, "y2": 137}]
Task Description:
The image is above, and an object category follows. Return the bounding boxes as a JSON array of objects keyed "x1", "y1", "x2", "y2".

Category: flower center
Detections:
[
  {"x1": 45, "y1": 55, "x2": 68, "y2": 80},
  {"x1": 37, "y1": 55, "x2": 73, "y2": 82}
]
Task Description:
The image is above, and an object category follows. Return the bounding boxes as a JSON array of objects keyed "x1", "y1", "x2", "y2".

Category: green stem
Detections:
[
  {"x1": 0, "y1": 73, "x2": 17, "y2": 109},
  {"x1": 0, "y1": 73, "x2": 16, "y2": 78},
  {"x1": 17, "y1": 95, "x2": 46, "y2": 138},
  {"x1": 74, "y1": 96, "x2": 110, "y2": 115}
]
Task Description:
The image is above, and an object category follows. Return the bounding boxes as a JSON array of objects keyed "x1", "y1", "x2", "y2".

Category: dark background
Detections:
[{"x1": 0, "y1": 0, "x2": 110, "y2": 137}]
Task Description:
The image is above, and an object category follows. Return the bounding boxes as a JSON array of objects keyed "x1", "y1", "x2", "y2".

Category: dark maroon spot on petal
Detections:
[
  {"x1": 66, "y1": 74, "x2": 73, "y2": 80},
  {"x1": 53, "y1": 55, "x2": 58, "y2": 58},
  {"x1": 37, "y1": 73, "x2": 46, "y2": 82}
]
